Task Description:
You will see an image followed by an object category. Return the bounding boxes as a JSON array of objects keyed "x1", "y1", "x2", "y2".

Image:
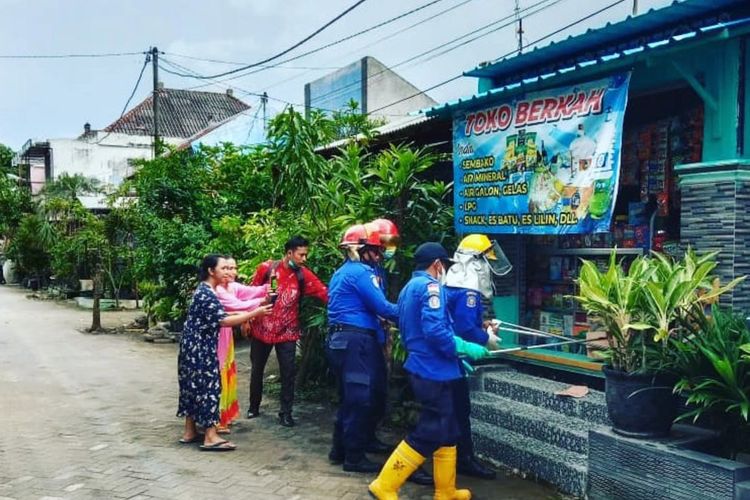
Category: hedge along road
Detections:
[{"x1": 0, "y1": 284, "x2": 556, "y2": 500}]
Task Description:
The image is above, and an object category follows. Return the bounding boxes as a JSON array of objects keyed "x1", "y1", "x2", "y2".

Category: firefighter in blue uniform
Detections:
[
  {"x1": 361, "y1": 219, "x2": 401, "y2": 455},
  {"x1": 444, "y1": 234, "x2": 512, "y2": 480},
  {"x1": 369, "y1": 242, "x2": 489, "y2": 500},
  {"x1": 326, "y1": 223, "x2": 399, "y2": 473}
]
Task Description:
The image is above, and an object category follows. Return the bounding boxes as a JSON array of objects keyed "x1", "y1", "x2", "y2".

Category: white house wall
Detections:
[{"x1": 48, "y1": 133, "x2": 183, "y2": 188}]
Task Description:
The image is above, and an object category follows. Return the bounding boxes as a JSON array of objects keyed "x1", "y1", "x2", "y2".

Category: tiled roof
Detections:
[{"x1": 104, "y1": 88, "x2": 250, "y2": 139}]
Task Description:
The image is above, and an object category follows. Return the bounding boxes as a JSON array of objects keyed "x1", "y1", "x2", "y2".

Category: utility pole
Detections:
[
  {"x1": 515, "y1": 1, "x2": 524, "y2": 54},
  {"x1": 632, "y1": 0, "x2": 639, "y2": 16},
  {"x1": 261, "y1": 92, "x2": 269, "y2": 134},
  {"x1": 151, "y1": 46, "x2": 160, "y2": 157}
]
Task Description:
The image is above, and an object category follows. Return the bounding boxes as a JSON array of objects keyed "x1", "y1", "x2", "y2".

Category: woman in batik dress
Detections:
[{"x1": 177, "y1": 255, "x2": 272, "y2": 451}]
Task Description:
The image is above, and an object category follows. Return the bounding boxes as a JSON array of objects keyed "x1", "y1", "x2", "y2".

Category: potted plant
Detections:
[
  {"x1": 574, "y1": 249, "x2": 742, "y2": 438},
  {"x1": 670, "y1": 306, "x2": 750, "y2": 459}
]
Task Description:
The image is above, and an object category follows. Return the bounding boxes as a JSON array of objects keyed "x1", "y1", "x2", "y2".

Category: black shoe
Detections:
[
  {"x1": 407, "y1": 466, "x2": 434, "y2": 485},
  {"x1": 457, "y1": 456, "x2": 497, "y2": 480},
  {"x1": 328, "y1": 448, "x2": 345, "y2": 465},
  {"x1": 366, "y1": 438, "x2": 392, "y2": 454},
  {"x1": 278, "y1": 413, "x2": 295, "y2": 427},
  {"x1": 246, "y1": 409, "x2": 260, "y2": 419},
  {"x1": 343, "y1": 456, "x2": 382, "y2": 473}
]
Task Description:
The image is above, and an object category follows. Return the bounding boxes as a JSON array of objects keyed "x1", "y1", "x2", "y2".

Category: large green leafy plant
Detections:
[
  {"x1": 671, "y1": 307, "x2": 750, "y2": 458},
  {"x1": 574, "y1": 249, "x2": 742, "y2": 374}
]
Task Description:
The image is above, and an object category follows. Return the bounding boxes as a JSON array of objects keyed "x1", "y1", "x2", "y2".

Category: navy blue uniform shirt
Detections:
[
  {"x1": 398, "y1": 271, "x2": 461, "y2": 381},
  {"x1": 327, "y1": 260, "x2": 398, "y2": 331},
  {"x1": 445, "y1": 287, "x2": 490, "y2": 346}
]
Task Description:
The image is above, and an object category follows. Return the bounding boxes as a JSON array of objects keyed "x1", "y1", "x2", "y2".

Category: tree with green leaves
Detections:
[
  {"x1": 0, "y1": 143, "x2": 14, "y2": 176},
  {"x1": 125, "y1": 105, "x2": 453, "y2": 389}
]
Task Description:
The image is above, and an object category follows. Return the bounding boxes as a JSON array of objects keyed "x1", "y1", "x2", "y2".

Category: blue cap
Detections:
[{"x1": 414, "y1": 242, "x2": 451, "y2": 265}]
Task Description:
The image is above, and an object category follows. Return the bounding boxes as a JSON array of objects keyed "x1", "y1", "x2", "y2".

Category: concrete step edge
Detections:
[{"x1": 471, "y1": 419, "x2": 588, "y2": 497}]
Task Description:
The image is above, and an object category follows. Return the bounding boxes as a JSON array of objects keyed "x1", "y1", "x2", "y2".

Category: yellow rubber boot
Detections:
[
  {"x1": 369, "y1": 440, "x2": 425, "y2": 500},
  {"x1": 433, "y1": 446, "x2": 471, "y2": 500}
]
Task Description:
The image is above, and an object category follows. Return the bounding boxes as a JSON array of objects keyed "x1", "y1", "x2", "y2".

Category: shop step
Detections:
[
  {"x1": 471, "y1": 419, "x2": 588, "y2": 497},
  {"x1": 481, "y1": 370, "x2": 610, "y2": 426},
  {"x1": 471, "y1": 392, "x2": 604, "y2": 454}
]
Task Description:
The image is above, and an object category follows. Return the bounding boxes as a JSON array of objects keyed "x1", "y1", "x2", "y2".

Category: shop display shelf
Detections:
[
  {"x1": 529, "y1": 279, "x2": 577, "y2": 286},
  {"x1": 536, "y1": 247, "x2": 644, "y2": 256},
  {"x1": 534, "y1": 305, "x2": 582, "y2": 314}
]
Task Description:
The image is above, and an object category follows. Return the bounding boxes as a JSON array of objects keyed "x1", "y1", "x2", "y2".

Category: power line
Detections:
[
  {"x1": 166, "y1": 0, "x2": 369, "y2": 80},
  {"x1": 0, "y1": 51, "x2": 143, "y2": 59},
  {"x1": 249, "y1": 0, "x2": 478, "y2": 95},
  {"x1": 95, "y1": 54, "x2": 151, "y2": 144},
  {"x1": 182, "y1": 0, "x2": 472, "y2": 91},
  {"x1": 304, "y1": 0, "x2": 560, "y2": 109},
  {"x1": 160, "y1": 56, "x2": 409, "y2": 118},
  {"x1": 162, "y1": 52, "x2": 341, "y2": 70},
  {"x1": 366, "y1": 0, "x2": 626, "y2": 116}
]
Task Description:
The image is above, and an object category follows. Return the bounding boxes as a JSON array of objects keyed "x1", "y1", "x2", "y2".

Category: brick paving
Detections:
[{"x1": 0, "y1": 285, "x2": 559, "y2": 500}]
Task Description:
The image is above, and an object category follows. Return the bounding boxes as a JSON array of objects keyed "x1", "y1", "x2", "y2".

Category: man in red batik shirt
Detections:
[{"x1": 247, "y1": 235, "x2": 328, "y2": 427}]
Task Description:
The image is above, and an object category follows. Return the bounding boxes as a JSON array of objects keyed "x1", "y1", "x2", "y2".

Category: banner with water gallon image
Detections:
[{"x1": 453, "y1": 73, "x2": 631, "y2": 234}]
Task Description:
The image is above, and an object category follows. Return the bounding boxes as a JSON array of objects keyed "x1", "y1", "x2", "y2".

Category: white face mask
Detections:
[{"x1": 436, "y1": 260, "x2": 447, "y2": 285}]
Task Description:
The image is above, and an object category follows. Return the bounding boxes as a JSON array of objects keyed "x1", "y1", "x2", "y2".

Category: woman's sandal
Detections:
[
  {"x1": 199, "y1": 440, "x2": 236, "y2": 452},
  {"x1": 178, "y1": 433, "x2": 205, "y2": 444}
]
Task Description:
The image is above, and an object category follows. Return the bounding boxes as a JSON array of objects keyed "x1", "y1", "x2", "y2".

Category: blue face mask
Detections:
[{"x1": 384, "y1": 249, "x2": 396, "y2": 260}]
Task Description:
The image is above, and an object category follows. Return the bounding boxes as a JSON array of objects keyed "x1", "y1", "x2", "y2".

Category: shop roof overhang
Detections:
[
  {"x1": 424, "y1": 13, "x2": 750, "y2": 118},
  {"x1": 465, "y1": 0, "x2": 749, "y2": 83}
]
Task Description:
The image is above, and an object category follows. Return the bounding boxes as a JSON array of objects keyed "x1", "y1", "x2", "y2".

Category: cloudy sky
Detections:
[{"x1": 0, "y1": 0, "x2": 675, "y2": 149}]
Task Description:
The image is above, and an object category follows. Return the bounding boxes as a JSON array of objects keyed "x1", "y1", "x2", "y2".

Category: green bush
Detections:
[{"x1": 672, "y1": 307, "x2": 750, "y2": 458}]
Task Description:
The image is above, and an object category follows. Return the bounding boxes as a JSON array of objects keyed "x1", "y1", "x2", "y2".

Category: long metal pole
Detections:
[
  {"x1": 152, "y1": 46, "x2": 160, "y2": 157},
  {"x1": 488, "y1": 336, "x2": 607, "y2": 356}
]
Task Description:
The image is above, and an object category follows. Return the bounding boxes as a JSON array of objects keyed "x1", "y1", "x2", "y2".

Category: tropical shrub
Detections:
[
  {"x1": 574, "y1": 249, "x2": 743, "y2": 374},
  {"x1": 671, "y1": 306, "x2": 750, "y2": 458}
]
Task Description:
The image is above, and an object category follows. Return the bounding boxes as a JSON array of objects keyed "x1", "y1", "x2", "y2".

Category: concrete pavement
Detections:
[{"x1": 0, "y1": 285, "x2": 559, "y2": 499}]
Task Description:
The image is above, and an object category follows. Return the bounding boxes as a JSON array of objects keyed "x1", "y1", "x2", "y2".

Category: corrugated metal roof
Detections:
[
  {"x1": 104, "y1": 88, "x2": 250, "y2": 139},
  {"x1": 466, "y1": 0, "x2": 749, "y2": 83},
  {"x1": 425, "y1": 14, "x2": 750, "y2": 117},
  {"x1": 316, "y1": 115, "x2": 435, "y2": 152}
]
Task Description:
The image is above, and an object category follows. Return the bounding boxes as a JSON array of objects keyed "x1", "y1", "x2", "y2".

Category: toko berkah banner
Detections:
[{"x1": 452, "y1": 72, "x2": 631, "y2": 234}]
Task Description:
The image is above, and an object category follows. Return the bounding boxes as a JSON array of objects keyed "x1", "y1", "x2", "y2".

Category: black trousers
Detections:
[{"x1": 249, "y1": 338, "x2": 296, "y2": 415}]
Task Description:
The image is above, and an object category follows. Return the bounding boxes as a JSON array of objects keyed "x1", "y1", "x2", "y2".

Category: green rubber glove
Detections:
[{"x1": 454, "y1": 336, "x2": 490, "y2": 361}]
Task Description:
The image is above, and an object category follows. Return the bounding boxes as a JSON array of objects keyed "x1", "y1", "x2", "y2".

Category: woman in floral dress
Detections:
[{"x1": 177, "y1": 254, "x2": 272, "y2": 451}]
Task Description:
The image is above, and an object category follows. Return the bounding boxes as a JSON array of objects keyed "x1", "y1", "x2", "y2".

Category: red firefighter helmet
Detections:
[
  {"x1": 339, "y1": 223, "x2": 382, "y2": 248},
  {"x1": 368, "y1": 218, "x2": 400, "y2": 248}
]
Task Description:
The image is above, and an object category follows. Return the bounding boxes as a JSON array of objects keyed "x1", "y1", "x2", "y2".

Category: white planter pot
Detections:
[{"x1": 3, "y1": 260, "x2": 17, "y2": 284}]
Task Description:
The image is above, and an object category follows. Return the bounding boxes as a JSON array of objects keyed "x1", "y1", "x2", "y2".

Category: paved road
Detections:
[{"x1": 0, "y1": 285, "x2": 558, "y2": 500}]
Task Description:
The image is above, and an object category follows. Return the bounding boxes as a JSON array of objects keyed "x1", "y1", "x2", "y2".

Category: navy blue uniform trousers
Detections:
[
  {"x1": 326, "y1": 329, "x2": 387, "y2": 462},
  {"x1": 452, "y1": 375, "x2": 474, "y2": 458},
  {"x1": 405, "y1": 373, "x2": 460, "y2": 457}
]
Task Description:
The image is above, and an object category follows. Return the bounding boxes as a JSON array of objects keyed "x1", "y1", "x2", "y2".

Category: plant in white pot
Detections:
[{"x1": 574, "y1": 249, "x2": 743, "y2": 438}]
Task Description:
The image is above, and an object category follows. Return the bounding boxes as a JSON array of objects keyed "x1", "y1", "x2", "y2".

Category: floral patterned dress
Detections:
[{"x1": 177, "y1": 282, "x2": 227, "y2": 429}]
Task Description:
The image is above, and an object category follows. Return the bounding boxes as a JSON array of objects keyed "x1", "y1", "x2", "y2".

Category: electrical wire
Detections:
[
  {"x1": 306, "y1": 0, "x2": 560, "y2": 110},
  {"x1": 165, "y1": 0, "x2": 369, "y2": 80},
  {"x1": 183, "y1": 0, "x2": 475, "y2": 91},
  {"x1": 0, "y1": 51, "x2": 143, "y2": 59},
  {"x1": 160, "y1": 56, "x2": 410, "y2": 117},
  {"x1": 166, "y1": 0, "x2": 447, "y2": 70},
  {"x1": 95, "y1": 54, "x2": 151, "y2": 144},
  {"x1": 162, "y1": 53, "x2": 341, "y2": 70},
  {"x1": 366, "y1": 0, "x2": 626, "y2": 116}
]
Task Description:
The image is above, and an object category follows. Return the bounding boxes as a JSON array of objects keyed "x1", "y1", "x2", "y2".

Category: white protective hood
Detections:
[{"x1": 444, "y1": 250, "x2": 494, "y2": 299}]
